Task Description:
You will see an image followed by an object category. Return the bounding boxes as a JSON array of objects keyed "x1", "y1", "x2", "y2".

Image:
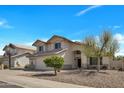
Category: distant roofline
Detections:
[
  {"x1": 3, "y1": 43, "x2": 36, "y2": 51},
  {"x1": 33, "y1": 35, "x2": 82, "y2": 46}
]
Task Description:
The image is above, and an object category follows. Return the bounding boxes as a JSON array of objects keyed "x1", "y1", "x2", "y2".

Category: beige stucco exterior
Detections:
[
  {"x1": 2, "y1": 44, "x2": 35, "y2": 68},
  {"x1": 29, "y1": 35, "x2": 111, "y2": 70},
  {"x1": 2, "y1": 36, "x2": 111, "y2": 70}
]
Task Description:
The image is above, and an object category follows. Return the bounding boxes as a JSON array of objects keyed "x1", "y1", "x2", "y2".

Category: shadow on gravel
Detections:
[
  {"x1": 31, "y1": 70, "x2": 109, "y2": 77},
  {"x1": 82, "y1": 70, "x2": 109, "y2": 76},
  {"x1": 32, "y1": 73, "x2": 55, "y2": 77},
  {"x1": 0, "y1": 81, "x2": 23, "y2": 88}
]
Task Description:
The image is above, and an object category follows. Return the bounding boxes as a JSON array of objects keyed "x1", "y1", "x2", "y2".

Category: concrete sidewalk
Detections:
[{"x1": 0, "y1": 70, "x2": 88, "y2": 88}]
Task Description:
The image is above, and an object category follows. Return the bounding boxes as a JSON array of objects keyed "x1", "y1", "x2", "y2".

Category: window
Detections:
[
  {"x1": 75, "y1": 51, "x2": 81, "y2": 54},
  {"x1": 55, "y1": 43, "x2": 61, "y2": 49},
  {"x1": 39, "y1": 46, "x2": 44, "y2": 52},
  {"x1": 90, "y1": 57, "x2": 102, "y2": 65}
]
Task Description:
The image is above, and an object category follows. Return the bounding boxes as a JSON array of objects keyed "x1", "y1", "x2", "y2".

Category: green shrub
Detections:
[
  {"x1": 43, "y1": 56, "x2": 64, "y2": 75},
  {"x1": 4, "y1": 65, "x2": 8, "y2": 69},
  {"x1": 24, "y1": 64, "x2": 35, "y2": 70},
  {"x1": 102, "y1": 65, "x2": 108, "y2": 70}
]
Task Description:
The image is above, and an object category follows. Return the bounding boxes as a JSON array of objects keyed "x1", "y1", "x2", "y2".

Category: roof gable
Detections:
[
  {"x1": 32, "y1": 40, "x2": 46, "y2": 46},
  {"x1": 33, "y1": 35, "x2": 82, "y2": 47},
  {"x1": 47, "y1": 35, "x2": 73, "y2": 43},
  {"x1": 3, "y1": 43, "x2": 36, "y2": 51}
]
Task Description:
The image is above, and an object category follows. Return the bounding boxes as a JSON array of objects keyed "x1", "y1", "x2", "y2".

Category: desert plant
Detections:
[
  {"x1": 4, "y1": 65, "x2": 8, "y2": 69},
  {"x1": 102, "y1": 65, "x2": 108, "y2": 70},
  {"x1": 82, "y1": 30, "x2": 119, "y2": 72},
  {"x1": 43, "y1": 56, "x2": 64, "y2": 75},
  {"x1": 24, "y1": 64, "x2": 35, "y2": 70},
  {"x1": 118, "y1": 68, "x2": 124, "y2": 71},
  {"x1": 82, "y1": 36, "x2": 97, "y2": 68}
]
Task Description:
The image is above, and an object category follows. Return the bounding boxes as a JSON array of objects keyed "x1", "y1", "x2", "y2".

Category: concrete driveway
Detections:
[
  {"x1": 0, "y1": 70, "x2": 88, "y2": 88},
  {"x1": 0, "y1": 81, "x2": 23, "y2": 88}
]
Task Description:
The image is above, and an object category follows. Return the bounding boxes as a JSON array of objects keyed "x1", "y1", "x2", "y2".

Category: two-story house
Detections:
[
  {"x1": 28, "y1": 35, "x2": 110, "y2": 70},
  {"x1": 3, "y1": 43, "x2": 36, "y2": 68}
]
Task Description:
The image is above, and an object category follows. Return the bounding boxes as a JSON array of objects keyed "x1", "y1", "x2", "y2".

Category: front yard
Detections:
[{"x1": 22, "y1": 70, "x2": 124, "y2": 88}]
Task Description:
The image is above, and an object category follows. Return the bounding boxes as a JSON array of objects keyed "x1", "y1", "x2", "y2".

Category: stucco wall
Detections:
[
  {"x1": 3, "y1": 60, "x2": 9, "y2": 66},
  {"x1": 34, "y1": 57, "x2": 46, "y2": 70},
  {"x1": 102, "y1": 57, "x2": 110, "y2": 64},
  {"x1": 35, "y1": 38, "x2": 70, "y2": 52},
  {"x1": 47, "y1": 38, "x2": 70, "y2": 51},
  {"x1": 32, "y1": 50, "x2": 73, "y2": 70}
]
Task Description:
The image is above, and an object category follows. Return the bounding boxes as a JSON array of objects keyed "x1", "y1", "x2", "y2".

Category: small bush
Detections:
[
  {"x1": 112, "y1": 67, "x2": 116, "y2": 70},
  {"x1": 4, "y1": 65, "x2": 8, "y2": 69},
  {"x1": 43, "y1": 56, "x2": 64, "y2": 75},
  {"x1": 118, "y1": 68, "x2": 123, "y2": 71},
  {"x1": 102, "y1": 65, "x2": 108, "y2": 70},
  {"x1": 24, "y1": 64, "x2": 35, "y2": 70},
  {"x1": 92, "y1": 66, "x2": 97, "y2": 69}
]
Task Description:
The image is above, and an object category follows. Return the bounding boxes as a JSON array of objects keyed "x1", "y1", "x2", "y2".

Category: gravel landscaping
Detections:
[{"x1": 22, "y1": 70, "x2": 124, "y2": 88}]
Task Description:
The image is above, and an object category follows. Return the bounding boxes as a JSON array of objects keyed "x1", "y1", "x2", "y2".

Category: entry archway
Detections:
[{"x1": 73, "y1": 50, "x2": 81, "y2": 68}]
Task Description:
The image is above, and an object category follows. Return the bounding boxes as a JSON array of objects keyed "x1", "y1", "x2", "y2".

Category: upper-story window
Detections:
[
  {"x1": 55, "y1": 42, "x2": 61, "y2": 49},
  {"x1": 39, "y1": 46, "x2": 44, "y2": 52}
]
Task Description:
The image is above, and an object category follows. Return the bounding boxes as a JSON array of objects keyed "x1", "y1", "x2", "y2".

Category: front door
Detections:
[{"x1": 77, "y1": 59, "x2": 81, "y2": 68}]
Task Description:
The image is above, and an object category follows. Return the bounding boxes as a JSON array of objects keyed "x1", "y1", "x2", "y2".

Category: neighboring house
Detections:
[
  {"x1": 0, "y1": 55, "x2": 3, "y2": 63},
  {"x1": 27, "y1": 35, "x2": 110, "y2": 70},
  {"x1": 2, "y1": 43, "x2": 36, "y2": 68}
]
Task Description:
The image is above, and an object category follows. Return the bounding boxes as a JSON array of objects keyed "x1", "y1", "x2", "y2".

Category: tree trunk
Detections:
[
  {"x1": 87, "y1": 57, "x2": 89, "y2": 69},
  {"x1": 109, "y1": 57, "x2": 112, "y2": 70},
  {"x1": 97, "y1": 57, "x2": 100, "y2": 72},
  {"x1": 8, "y1": 54, "x2": 11, "y2": 69},
  {"x1": 57, "y1": 69, "x2": 60, "y2": 72},
  {"x1": 54, "y1": 68, "x2": 57, "y2": 76},
  {"x1": 122, "y1": 61, "x2": 124, "y2": 71}
]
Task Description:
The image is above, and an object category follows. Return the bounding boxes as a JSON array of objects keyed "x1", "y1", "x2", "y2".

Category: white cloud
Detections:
[
  {"x1": 0, "y1": 50, "x2": 4, "y2": 55},
  {"x1": 113, "y1": 33, "x2": 124, "y2": 56},
  {"x1": 115, "y1": 50, "x2": 124, "y2": 56},
  {"x1": 113, "y1": 25, "x2": 121, "y2": 29},
  {"x1": 41, "y1": 38, "x2": 49, "y2": 42},
  {"x1": 76, "y1": 5, "x2": 102, "y2": 16},
  {"x1": 99, "y1": 25, "x2": 121, "y2": 30},
  {"x1": 114, "y1": 33, "x2": 124, "y2": 44},
  {"x1": 24, "y1": 42, "x2": 34, "y2": 46},
  {"x1": 0, "y1": 18, "x2": 13, "y2": 29},
  {"x1": 72, "y1": 40, "x2": 81, "y2": 42}
]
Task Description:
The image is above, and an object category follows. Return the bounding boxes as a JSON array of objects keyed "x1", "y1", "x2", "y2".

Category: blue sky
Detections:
[{"x1": 0, "y1": 5, "x2": 124, "y2": 55}]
